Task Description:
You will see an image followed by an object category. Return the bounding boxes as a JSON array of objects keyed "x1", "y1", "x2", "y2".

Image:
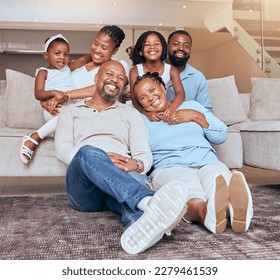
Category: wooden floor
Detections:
[
  {"x1": 0, "y1": 165, "x2": 279, "y2": 197},
  {"x1": 0, "y1": 176, "x2": 66, "y2": 196}
]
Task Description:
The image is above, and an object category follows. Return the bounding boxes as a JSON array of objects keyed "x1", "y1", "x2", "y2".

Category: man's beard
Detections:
[
  {"x1": 169, "y1": 51, "x2": 190, "y2": 67},
  {"x1": 100, "y1": 82, "x2": 120, "y2": 102}
]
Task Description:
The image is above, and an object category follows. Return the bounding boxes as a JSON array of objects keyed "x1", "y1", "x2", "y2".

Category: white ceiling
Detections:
[{"x1": 0, "y1": 0, "x2": 234, "y2": 30}]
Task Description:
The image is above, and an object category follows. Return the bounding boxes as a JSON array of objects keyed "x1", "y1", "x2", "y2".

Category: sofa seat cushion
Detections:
[
  {"x1": 0, "y1": 127, "x2": 40, "y2": 137},
  {"x1": 231, "y1": 121, "x2": 280, "y2": 132},
  {"x1": 0, "y1": 132, "x2": 66, "y2": 176}
]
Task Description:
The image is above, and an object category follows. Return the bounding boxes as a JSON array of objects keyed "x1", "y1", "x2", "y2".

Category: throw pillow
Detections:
[
  {"x1": 207, "y1": 75, "x2": 248, "y2": 125},
  {"x1": 249, "y1": 78, "x2": 280, "y2": 121},
  {"x1": 4, "y1": 69, "x2": 45, "y2": 129}
]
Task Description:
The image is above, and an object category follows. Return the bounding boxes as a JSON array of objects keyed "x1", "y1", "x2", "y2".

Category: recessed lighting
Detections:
[
  {"x1": 182, "y1": 5, "x2": 188, "y2": 9},
  {"x1": 113, "y1": 2, "x2": 118, "y2": 4},
  {"x1": 159, "y1": 23, "x2": 163, "y2": 26}
]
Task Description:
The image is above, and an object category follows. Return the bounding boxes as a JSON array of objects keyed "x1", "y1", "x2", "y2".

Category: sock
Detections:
[{"x1": 136, "y1": 196, "x2": 153, "y2": 211}]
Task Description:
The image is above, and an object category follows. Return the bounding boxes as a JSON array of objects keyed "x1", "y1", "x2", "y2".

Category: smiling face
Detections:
[
  {"x1": 94, "y1": 60, "x2": 127, "y2": 102},
  {"x1": 134, "y1": 77, "x2": 168, "y2": 112},
  {"x1": 90, "y1": 33, "x2": 118, "y2": 66},
  {"x1": 168, "y1": 33, "x2": 191, "y2": 67},
  {"x1": 142, "y1": 33, "x2": 163, "y2": 62},
  {"x1": 44, "y1": 41, "x2": 70, "y2": 69}
]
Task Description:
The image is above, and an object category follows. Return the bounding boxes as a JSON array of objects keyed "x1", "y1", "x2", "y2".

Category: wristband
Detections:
[
  {"x1": 136, "y1": 159, "x2": 143, "y2": 172},
  {"x1": 65, "y1": 91, "x2": 71, "y2": 100}
]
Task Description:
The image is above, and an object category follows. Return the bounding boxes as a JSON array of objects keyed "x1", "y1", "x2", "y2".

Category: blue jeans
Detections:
[{"x1": 66, "y1": 145, "x2": 154, "y2": 228}]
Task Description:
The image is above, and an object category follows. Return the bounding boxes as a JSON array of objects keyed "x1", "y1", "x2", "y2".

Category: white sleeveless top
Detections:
[
  {"x1": 71, "y1": 59, "x2": 130, "y2": 89},
  {"x1": 136, "y1": 62, "x2": 171, "y2": 87},
  {"x1": 35, "y1": 65, "x2": 73, "y2": 91}
]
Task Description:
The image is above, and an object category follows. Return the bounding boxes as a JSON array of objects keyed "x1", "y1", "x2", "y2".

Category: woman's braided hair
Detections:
[
  {"x1": 133, "y1": 71, "x2": 166, "y2": 91},
  {"x1": 98, "y1": 25, "x2": 125, "y2": 48}
]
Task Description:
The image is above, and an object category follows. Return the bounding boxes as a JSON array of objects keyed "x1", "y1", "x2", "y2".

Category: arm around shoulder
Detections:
[
  {"x1": 169, "y1": 66, "x2": 185, "y2": 109},
  {"x1": 129, "y1": 66, "x2": 144, "y2": 112}
]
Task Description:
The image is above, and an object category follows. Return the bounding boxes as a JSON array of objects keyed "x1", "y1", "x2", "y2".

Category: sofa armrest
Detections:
[{"x1": 212, "y1": 127, "x2": 243, "y2": 169}]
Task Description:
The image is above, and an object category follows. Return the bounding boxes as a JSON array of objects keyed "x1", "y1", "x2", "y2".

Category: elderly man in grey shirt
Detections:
[{"x1": 55, "y1": 60, "x2": 188, "y2": 255}]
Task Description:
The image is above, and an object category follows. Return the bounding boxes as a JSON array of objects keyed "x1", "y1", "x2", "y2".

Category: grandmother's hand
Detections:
[{"x1": 168, "y1": 109, "x2": 209, "y2": 128}]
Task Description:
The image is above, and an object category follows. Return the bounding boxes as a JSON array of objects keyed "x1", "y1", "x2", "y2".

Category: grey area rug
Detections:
[{"x1": 0, "y1": 185, "x2": 279, "y2": 260}]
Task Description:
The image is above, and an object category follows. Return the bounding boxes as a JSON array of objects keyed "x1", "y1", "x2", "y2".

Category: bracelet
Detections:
[{"x1": 65, "y1": 90, "x2": 71, "y2": 100}]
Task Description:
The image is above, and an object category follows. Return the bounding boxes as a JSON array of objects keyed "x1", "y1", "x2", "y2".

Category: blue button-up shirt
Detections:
[{"x1": 167, "y1": 64, "x2": 213, "y2": 112}]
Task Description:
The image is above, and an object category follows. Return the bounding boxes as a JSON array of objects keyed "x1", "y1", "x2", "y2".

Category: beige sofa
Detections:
[
  {"x1": 0, "y1": 70, "x2": 67, "y2": 176},
  {"x1": 0, "y1": 70, "x2": 279, "y2": 177},
  {"x1": 209, "y1": 75, "x2": 280, "y2": 172}
]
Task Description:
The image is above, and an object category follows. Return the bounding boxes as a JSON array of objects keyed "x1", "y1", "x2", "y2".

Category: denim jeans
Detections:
[{"x1": 66, "y1": 145, "x2": 154, "y2": 228}]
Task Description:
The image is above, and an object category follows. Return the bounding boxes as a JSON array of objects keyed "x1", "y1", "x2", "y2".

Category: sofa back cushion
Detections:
[
  {"x1": 207, "y1": 75, "x2": 248, "y2": 125},
  {"x1": 249, "y1": 78, "x2": 280, "y2": 121},
  {"x1": 0, "y1": 80, "x2": 6, "y2": 127},
  {"x1": 4, "y1": 69, "x2": 45, "y2": 129}
]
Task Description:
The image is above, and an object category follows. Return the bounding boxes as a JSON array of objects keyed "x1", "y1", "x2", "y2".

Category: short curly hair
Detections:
[
  {"x1": 132, "y1": 31, "x2": 167, "y2": 65},
  {"x1": 98, "y1": 25, "x2": 125, "y2": 48},
  {"x1": 167, "y1": 30, "x2": 192, "y2": 45}
]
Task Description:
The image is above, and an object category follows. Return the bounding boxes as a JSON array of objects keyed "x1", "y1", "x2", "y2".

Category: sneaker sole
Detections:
[
  {"x1": 121, "y1": 181, "x2": 188, "y2": 254},
  {"x1": 214, "y1": 175, "x2": 229, "y2": 233},
  {"x1": 229, "y1": 173, "x2": 249, "y2": 233}
]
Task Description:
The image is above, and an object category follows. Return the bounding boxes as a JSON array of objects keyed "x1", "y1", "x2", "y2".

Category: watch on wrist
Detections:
[{"x1": 136, "y1": 159, "x2": 143, "y2": 171}]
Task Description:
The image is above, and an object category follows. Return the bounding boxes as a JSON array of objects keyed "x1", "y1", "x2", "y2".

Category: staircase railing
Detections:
[
  {"x1": 203, "y1": 3, "x2": 280, "y2": 78},
  {"x1": 232, "y1": 20, "x2": 280, "y2": 78}
]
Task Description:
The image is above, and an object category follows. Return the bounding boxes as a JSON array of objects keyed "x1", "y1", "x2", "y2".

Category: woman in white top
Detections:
[{"x1": 20, "y1": 26, "x2": 128, "y2": 164}]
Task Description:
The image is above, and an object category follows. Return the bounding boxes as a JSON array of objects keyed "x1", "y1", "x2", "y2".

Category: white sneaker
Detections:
[
  {"x1": 229, "y1": 172, "x2": 253, "y2": 233},
  {"x1": 204, "y1": 175, "x2": 229, "y2": 234},
  {"x1": 121, "y1": 180, "x2": 188, "y2": 255}
]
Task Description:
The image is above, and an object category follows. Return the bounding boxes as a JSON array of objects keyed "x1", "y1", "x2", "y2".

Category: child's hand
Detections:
[
  {"x1": 120, "y1": 91, "x2": 132, "y2": 104},
  {"x1": 41, "y1": 98, "x2": 61, "y2": 116},
  {"x1": 48, "y1": 98, "x2": 62, "y2": 116},
  {"x1": 161, "y1": 104, "x2": 177, "y2": 122},
  {"x1": 41, "y1": 99, "x2": 56, "y2": 113},
  {"x1": 47, "y1": 98, "x2": 58, "y2": 111},
  {"x1": 145, "y1": 111, "x2": 163, "y2": 122},
  {"x1": 161, "y1": 107, "x2": 173, "y2": 122},
  {"x1": 50, "y1": 106, "x2": 61, "y2": 116},
  {"x1": 53, "y1": 90, "x2": 68, "y2": 104}
]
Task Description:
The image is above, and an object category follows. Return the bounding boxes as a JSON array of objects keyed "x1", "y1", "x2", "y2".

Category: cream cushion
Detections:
[
  {"x1": 207, "y1": 75, "x2": 248, "y2": 125},
  {"x1": 4, "y1": 69, "x2": 44, "y2": 129},
  {"x1": 249, "y1": 78, "x2": 280, "y2": 121}
]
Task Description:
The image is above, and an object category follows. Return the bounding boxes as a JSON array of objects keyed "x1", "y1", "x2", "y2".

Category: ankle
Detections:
[
  {"x1": 186, "y1": 198, "x2": 206, "y2": 224},
  {"x1": 32, "y1": 132, "x2": 42, "y2": 142}
]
